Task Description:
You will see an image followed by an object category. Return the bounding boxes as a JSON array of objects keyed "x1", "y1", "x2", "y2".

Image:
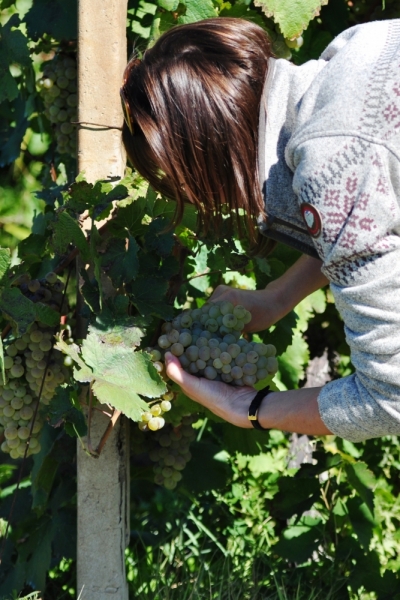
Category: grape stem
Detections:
[{"x1": 86, "y1": 382, "x2": 122, "y2": 458}]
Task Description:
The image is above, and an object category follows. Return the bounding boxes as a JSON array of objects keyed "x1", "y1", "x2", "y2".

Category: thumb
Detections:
[{"x1": 165, "y1": 352, "x2": 202, "y2": 398}]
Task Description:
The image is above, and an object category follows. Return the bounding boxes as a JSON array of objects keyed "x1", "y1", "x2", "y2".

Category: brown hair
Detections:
[{"x1": 121, "y1": 18, "x2": 273, "y2": 245}]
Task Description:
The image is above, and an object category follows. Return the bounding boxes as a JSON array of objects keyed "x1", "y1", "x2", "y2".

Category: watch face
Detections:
[{"x1": 300, "y1": 202, "x2": 322, "y2": 238}]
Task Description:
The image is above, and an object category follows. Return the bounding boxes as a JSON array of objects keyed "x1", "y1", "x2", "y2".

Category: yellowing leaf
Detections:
[{"x1": 254, "y1": 0, "x2": 328, "y2": 39}]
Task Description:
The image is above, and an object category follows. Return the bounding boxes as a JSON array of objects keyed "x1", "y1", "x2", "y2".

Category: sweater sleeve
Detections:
[{"x1": 291, "y1": 136, "x2": 400, "y2": 442}]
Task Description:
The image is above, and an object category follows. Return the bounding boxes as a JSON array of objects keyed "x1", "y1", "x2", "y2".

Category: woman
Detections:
[{"x1": 120, "y1": 18, "x2": 400, "y2": 442}]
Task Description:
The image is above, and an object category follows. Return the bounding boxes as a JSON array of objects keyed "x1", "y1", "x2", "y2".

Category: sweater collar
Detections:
[{"x1": 258, "y1": 56, "x2": 326, "y2": 228}]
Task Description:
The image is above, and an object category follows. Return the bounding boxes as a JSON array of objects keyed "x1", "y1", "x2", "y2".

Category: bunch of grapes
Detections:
[
  {"x1": 138, "y1": 390, "x2": 174, "y2": 432},
  {"x1": 149, "y1": 302, "x2": 278, "y2": 387},
  {"x1": 133, "y1": 415, "x2": 198, "y2": 490},
  {"x1": 40, "y1": 53, "x2": 77, "y2": 158},
  {"x1": 0, "y1": 272, "x2": 70, "y2": 459}
]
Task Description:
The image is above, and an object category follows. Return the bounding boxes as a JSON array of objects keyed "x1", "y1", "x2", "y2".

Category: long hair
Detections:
[{"x1": 121, "y1": 18, "x2": 273, "y2": 245}]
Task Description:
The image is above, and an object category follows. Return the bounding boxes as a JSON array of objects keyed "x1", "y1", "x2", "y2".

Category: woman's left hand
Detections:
[{"x1": 165, "y1": 352, "x2": 255, "y2": 428}]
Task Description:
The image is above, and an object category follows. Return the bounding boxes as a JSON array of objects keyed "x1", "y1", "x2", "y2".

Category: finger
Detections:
[{"x1": 165, "y1": 352, "x2": 202, "y2": 398}]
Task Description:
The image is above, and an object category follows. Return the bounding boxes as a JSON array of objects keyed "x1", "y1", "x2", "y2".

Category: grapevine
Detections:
[
  {"x1": 147, "y1": 301, "x2": 278, "y2": 388},
  {"x1": 0, "y1": 272, "x2": 71, "y2": 458},
  {"x1": 40, "y1": 52, "x2": 78, "y2": 158}
]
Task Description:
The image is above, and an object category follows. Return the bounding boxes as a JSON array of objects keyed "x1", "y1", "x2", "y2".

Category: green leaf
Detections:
[
  {"x1": 274, "y1": 517, "x2": 322, "y2": 563},
  {"x1": 58, "y1": 331, "x2": 166, "y2": 420},
  {"x1": 129, "y1": 277, "x2": 174, "y2": 319},
  {"x1": 144, "y1": 217, "x2": 175, "y2": 257},
  {"x1": 177, "y1": 0, "x2": 217, "y2": 24},
  {"x1": 182, "y1": 441, "x2": 232, "y2": 493},
  {"x1": 0, "y1": 15, "x2": 31, "y2": 103},
  {"x1": 101, "y1": 235, "x2": 139, "y2": 286},
  {"x1": 34, "y1": 302, "x2": 60, "y2": 327},
  {"x1": 347, "y1": 497, "x2": 376, "y2": 550},
  {"x1": 223, "y1": 423, "x2": 271, "y2": 456},
  {"x1": 157, "y1": 0, "x2": 179, "y2": 9},
  {"x1": 89, "y1": 313, "x2": 147, "y2": 348},
  {"x1": 52, "y1": 211, "x2": 90, "y2": 261},
  {"x1": 272, "y1": 476, "x2": 320, "y2": 519},
  {"x1": 0, "y1": 287, "x2": 35, "y2": 335},
  {"x1": 261, "y1": 309, "x2": 298, "y2": 355},
  {"x1": 24, "y1": 0, "x2": 77, "y2": 41},
  {"x1": 46, "y1": 386, "x2": 87, "y2": 437},
  {"x1": 345, "y1": 461, "x2": 376, "y2": 514},
  {"x1": 253, "y1": 0, "x2": 328, "y2": 39},
  {"x1": 17, "y1": 233, "x2": 47, "y2": 261},
  {"x1": 277, "y1": 330, "x2": 309, "y2": 388},
  {"x1": 112, "y1": 197, "x2": 147, "y2": 236},
  {"x1": 0, "y1": 97, "x2": 29, "y2": 166},
  {"x1": 0, "y1": 247, "x2": 10, "y2": 282}
]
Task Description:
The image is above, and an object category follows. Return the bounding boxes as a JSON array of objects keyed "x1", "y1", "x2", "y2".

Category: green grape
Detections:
[
  {"x1": 221, "y1": 364, "x2": 231, "y2": 374},
  {"x1": 220, "y1": 352, "x2": 232, "y2": 365},
  {"x1": 178, "y1": 331, "x2": 192, "y2": 347},
  {"x1": 198, "y1": 346, "x2": 210, "y2": 361},
  {"x1": 3, "y1": 356, "x2": 13, "y2": 369},
  {"x1": 220, "y1": 301, "x2": 234, "y2": 316},
  {"x1": 189, "y1": 363, "x2": 198, "y2": 374},
  {"x1": 222, "y1": 314, "x2": 237, "y2": 328},
  {"x1": 196, "y1": 359, "x2": 206, "y2": 371},
  {"x1": 148, "y1": 348, "x2": 161, "y2": 361},
  {"x1": 265, "y1": 344, "x2": 277, "y2": 357},
  {"x1": 151, "y1": 404, "x2": 162, "y2": 417},
  {"x1": 213, "y1": 358, "x2": 223, "y2": 370},
  {"x1": 195, "y1": 337, "x2": 208, "y2": 349},
  {"x1": 167, "y1": 329, "x2": 180, "y2": 344},
  {"x1": 141, "y1": 411, "x2": 152, "y2": 422},
  {"x1": 17, "y1": 427, "x2": 30, "y2": 440},
  {"x1": 267, "y1": 357, "x2": 279, "y2": 373},
  {"x1": 4, "y1": 426, "x2": 18, "y2": 440},
  {"x1": 231, "y1": 366, "x2": 243, "y2": 380},
  {"x1": 246, "y1": 351, "x2": 259, "y2": 364},
  {"x1": 160, "y1": 400, "x2": 172, "y2": 412},
  {"x1": 233, "y1": 305, "x2": 247, "y2": 319},
  {"x1": 204, "y1": 366, "x2": 217, "y2": 380},
  {"x1": 171, "y1": 342, "x2": 184, "y2": 357},
  {"x1": 227, "y1": 343, "x2": 241, "y2": 358},
  {"x1": 158, "y1": 335, "x2": 171, "y2": 349},
  {"x1": 10, "y1": 364, "x2": 24, "y2": 378},
  {"x1": 164, "y1": 478, "x2": 177, "y2": 490},
  {"x1": 243, "y1": 374, "x2": 256, "y2": 386},
  {"x1": 243, "y1": 363, "x2": 257, "y2": 376},
  {"x1": 179, "y1": 355, "x2": 190, "y2": 369},
  {"x1": 6, "y1": 345, "x2": 18, "y2": 357},
  {"x1": 256, "y1": 356, "x2": 267, "y2": 370},
  {"x1": 210, "y1": 347, "x2": 221, "y2": 360},
  {"x1": 256, "y1": 368, "x2": 268, "y2": 380}
]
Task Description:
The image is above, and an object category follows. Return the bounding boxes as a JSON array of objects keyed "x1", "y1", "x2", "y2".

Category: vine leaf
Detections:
[
  {"x1": 24, "y1": 0, "x2": 77, "y2": 41},
  {"x1": 52, "y1": 211, "x2": 90, "y2": 261},
  {"x1": 0, "y1": 247, "x2": 11, "y2": 283},
  {"x1": 0, "y1": 15, "x2": 31, "y2": 103},
  {"x1": 0, "y1": 287, "x2": 59, "y2": 334},
  {"x1": 345, "y1": 461, "x2": 377, "y2": 515},
  {"x1": 177, "y1": 0, "x2": 217, "y2": 24},
  {"x1": 253, "y1": 0, "x2": 328, "y2": 38},
  {"x1": 129, "y1": 277, "x2": 175, "y2": 319},
  {"x1": 55, "y1": 329, "x2": 166, "y2": 421}
]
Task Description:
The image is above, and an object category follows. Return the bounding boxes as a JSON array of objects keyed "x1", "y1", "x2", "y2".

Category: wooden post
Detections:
[{"x1": 76, "y1": 1, "x2": 129, "y2": 598}]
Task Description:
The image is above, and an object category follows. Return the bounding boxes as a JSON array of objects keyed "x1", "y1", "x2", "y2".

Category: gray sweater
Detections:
[{"x1": 258, "y1": 19, "x2": 400, "y2": 442}]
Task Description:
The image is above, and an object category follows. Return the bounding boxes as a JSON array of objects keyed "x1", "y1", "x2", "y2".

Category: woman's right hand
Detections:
[
  {"x1": 209, "y1": 284, "x2": 282, "y2": 333},
  {"x1": 209, "y1": 255, "x2": 328, "y2": 333}
]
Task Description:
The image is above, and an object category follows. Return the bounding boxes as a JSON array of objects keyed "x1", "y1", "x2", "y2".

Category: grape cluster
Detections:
[
  {"x1": 138, "y1": 390, "x2": 174, "y2": 432},
  {"x1": 149, "y1": 302, "x2": 278, "y2": 387},
  {"x1": 0, "y1": 272, "x2": 70, "y2": 459},
  {"x1": 40, "y1": 53, "x2": 77, "y2": 158},
  {"x1": 133, "y1": 415, "x2": 197, "y2": 490}
]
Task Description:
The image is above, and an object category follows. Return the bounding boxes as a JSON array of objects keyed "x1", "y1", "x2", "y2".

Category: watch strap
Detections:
[{"x1": 248, "y1": 386, "x2": 271, "y2": 431}]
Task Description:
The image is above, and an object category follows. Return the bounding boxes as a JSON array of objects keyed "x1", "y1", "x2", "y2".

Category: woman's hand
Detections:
[
  {"x1": 210, "y1": 255, "x2": 328, "y2": 333},
  {"x1": 165, "y1": 352, "x2": 255, "y2": 428},
  {"x1": 210, "y1": 285, "x2": 281, "y2": 333}
]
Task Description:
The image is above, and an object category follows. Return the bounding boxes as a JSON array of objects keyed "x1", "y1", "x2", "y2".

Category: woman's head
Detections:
[{"x1": 121, "y1": 18, "x2": 273, "y2": 242}]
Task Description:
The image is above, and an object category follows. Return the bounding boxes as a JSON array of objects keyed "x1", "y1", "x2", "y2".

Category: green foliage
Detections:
[
  {"x1": 2, "y1": 0, "x2": 400, "y2": 598},
  {"x1": 254, "y1": 0, "x2": 329, "y2": 38}
]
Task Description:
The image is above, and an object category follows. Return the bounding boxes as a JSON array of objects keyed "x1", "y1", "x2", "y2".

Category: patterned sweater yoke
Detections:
[{"x1": 258, "y1": 19, "x2": 400, "y2": 441}]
